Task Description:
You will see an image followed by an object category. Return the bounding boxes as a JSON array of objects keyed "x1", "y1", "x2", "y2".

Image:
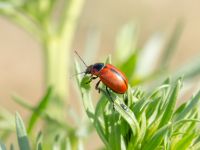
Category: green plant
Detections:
[{"x1": 76, "y1": 56, "x2": 200, "y2": 149}]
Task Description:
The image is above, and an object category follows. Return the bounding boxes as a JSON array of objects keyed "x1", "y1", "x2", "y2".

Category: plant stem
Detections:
[{"x1": 41, "y1": 0, "x2": 85, "y2": 104}]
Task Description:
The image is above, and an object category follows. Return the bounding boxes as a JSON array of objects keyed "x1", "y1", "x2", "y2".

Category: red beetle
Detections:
[{"x1": 75, "y1": 51, "x2": 128, "y2": 97}]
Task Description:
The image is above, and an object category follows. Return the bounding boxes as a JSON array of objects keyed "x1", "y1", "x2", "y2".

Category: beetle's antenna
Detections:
[
  {"x1": 74, "y1": 51, "x2": 88, "y2": 67},
  {"x1": 70, "y1": 71, "x2": 85, "y2": 78}
]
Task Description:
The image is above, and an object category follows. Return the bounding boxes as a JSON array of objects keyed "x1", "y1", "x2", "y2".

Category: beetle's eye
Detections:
[{"x1": 93, "y1": 63, "x2": 104, "y2": 71}]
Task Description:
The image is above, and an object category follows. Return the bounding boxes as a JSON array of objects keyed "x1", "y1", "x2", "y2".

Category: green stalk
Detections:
[
  {"x1": 43, "y1": 0, "x2": 85, "y2": 102},
  {"x1": 44, "y1": 36, "x2": 65, "y2": 101}
]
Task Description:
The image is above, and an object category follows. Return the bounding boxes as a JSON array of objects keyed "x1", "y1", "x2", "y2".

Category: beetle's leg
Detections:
[
  {"x1": 95, "y1": 80, "x2": 101, "y2": 93},
  {"x1": 106, "y1": 86, "x2": 112, "y2": 102},
  {"x1": 86, "y1": 76, "x2": 98, "y2": 84},
  {"x1": 123, "y1": 94, "x2": 128, "y2": 105},
  {"x1": 106, "y1": 86, "x2": 115, "y2": 110}
]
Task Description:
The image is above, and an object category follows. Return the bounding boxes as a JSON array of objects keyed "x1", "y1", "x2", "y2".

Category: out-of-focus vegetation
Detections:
[{"x1": 0, "y1": 0, "x2": 200, "y2": 150}]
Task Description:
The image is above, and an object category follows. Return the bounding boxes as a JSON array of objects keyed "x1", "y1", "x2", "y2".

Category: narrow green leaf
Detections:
[
  {"x1": 0, "y1": 141, "x2": 6, "y2": 150},
  {"x1": 160, "y1": 20, "x2": 184, "y2": 67},
  {"x1": 15, "y1": 112, "x2": 30, "y2": 150},
  {"x1": 174, "y1": 90, "x2": 200, "y2": 121},
  {"x1": 193, "y1": 135, "x2": 200, "y2": 146},
  {"x1": 173, "y1": 102, "x2": 187, "y2": 117},
  {"x1": 191, "y1": 142, "x2": 200, "y2": 150},
  {"x1": 79, "y1": 76, "x2": 94, "y2": 117},
  {"x1": 77, "y1": 138, "x2": 84, "y2": 150},
  {"x1": 74, "y1": 58, "x2": 83, "y2": 84},
  {"x1": 136, "y1": 33, "x2": 164, "y2": 78},
  {"x1": 174, "y1": 119, "x2": 200, "y2": 127},
  {"x1": 65, "y1": 137, "x2": 71, "y2": 150},
  {"x1": 120, "y1": 135, "x2": 126, "y2": 150},
  {"x1": 143, "y1": 124, "x2": 171, "y2": 150},
  {"x1": 137, "y1": 112, "x2": 146, "y2": 145},
  {"x1": 99, "y1": 88, "x2": 140, "y2": 139},
  {"x1": 93, "y1": 96, "x2": 110, "y2": 148},
  {"x1": 103, "y1": 111, "x2": 109, "y2": 140},
  {"x1": 134, "y1": 84, "x2": 169, "y2": 120},
  {"x1": 36, "y1": 131, "x2": 43, "y2": 150},
  {"x1": 120, "y1": 53, "x2": 137, "y2": 79},
  {"x1": 145, "y1": 97, "x2": 161, "y2": 120},
  {"x1": 158, "y1": 79, "x2": 181, "y2": 128},
  {"x1": 94, "y1": 117, "x2": 109, "y2": 148},
  {"x1": 173, "y1": 132, "x2": 196, "y2": 150},
  {"x1": 80, "y1": 76, "x2": 91, "y2": 90},
  {"x1": 53, "y1": 134, "x2": 60, "y2": 150},
  {"x1": 164, "y1": 132, "x2": 171, "y2": 150},
  {"x1": 10, "y1": 144, "x2": 14, "y2": 150},
  {"x1": 108, "y1": 113, "x2": 121, "y2": 150},
  {"x1": 105, "y1": 54, "x2": 112, "y2": 64},
  {"x1": 162, "y1": 77, "x2": 170, "y2": 85},
  {"x1": 133, "y1": 97, "x2": 149, "y2": 119},
  {"x1": 0, "y1": 107, "x2": 15, "y2": 131},
  {"x1": 84, "y1": 28, "x2": 101, "y2": 63},
  {"x1": 149, "y1": 84, "x2": 170, "y2": 99},
  {"x1": 95, "y1": 96, "x2": 108, "y2": 117},
  {"x1": 28, "y1": 87, "x2": 53, "y2": 133},
  {"x1": 115, "y1": 23, "x2": 138, "y2": 62},
  {"x1": 36, "y1": 143, "x2": 42, "y2": 150},
  {"x1": 12, "y1": 95, "x2": 34, "y2": 110},
  {"x1": 127, "y1": 85, "x2": 135, "y2": 104},
  {"x1": 75, "y1": 57, "x2": 98, "y2": 125},
  {"x1": 173, "y1": 119, "x2": 200, "y2": 133},
  {"x1": 173, "y1": 57, "x2": 200, "y2": 80}
]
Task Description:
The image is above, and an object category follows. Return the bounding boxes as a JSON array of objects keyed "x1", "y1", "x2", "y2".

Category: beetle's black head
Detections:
[
  {"x1": 85, "y1": 63, "x2": 104, "y2": 75},
  {"x1": 85, "y1": 65, "x2": 93, "y2": 74}
]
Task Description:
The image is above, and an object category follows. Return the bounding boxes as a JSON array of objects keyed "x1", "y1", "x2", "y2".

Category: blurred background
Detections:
[{"x1": 0, "y1": 0, "x2": 200, "y2": 149}]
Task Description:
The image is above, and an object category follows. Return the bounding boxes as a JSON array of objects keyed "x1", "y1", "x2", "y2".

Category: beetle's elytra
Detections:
[{"x1": 85, "y1": 63, "x2": 128, "y2": 94}]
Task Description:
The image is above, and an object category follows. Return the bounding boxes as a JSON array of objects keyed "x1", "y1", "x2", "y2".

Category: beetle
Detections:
[
  {"x1": 85, "y1": 63, "x2": 128, "y2": 94},
  {"x1": 75, "y1": 51, "x2": 128, "y2": 100}
]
